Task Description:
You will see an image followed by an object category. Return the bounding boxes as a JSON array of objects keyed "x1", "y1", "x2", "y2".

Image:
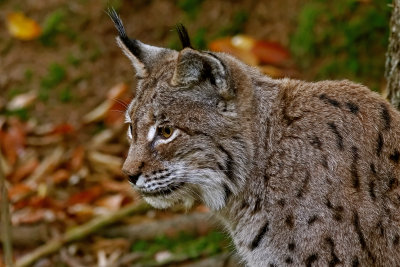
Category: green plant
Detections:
[
  {"x1": 40, "y1": 63, "x2": 66, "y2": 101},
  {"x1": 217, "y1": 10, "x2": 249, "y2": 37},
  {"x1": 131, "y1": 230, "x2": 231, "y2": 264},
  {"x1": 40, "y1": 9, "x2": 76, "y2": 46},
  {"x1": 59, "y1": 86, "x2": 72, "y2": 102},
  {"x1": 178, "y1": 0, "x2": 204, "y2": 19},
  {"x1": 290, "y1": 0, "x2": 392, "y2": 90}
]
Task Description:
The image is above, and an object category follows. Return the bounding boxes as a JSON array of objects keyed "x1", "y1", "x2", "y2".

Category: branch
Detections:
[
  {"x1": 15, "y1": 201, "x2": 150, "y2": 267},
  {"x1": 0, "y1": 152, "x2": 14, "y2": 267}
]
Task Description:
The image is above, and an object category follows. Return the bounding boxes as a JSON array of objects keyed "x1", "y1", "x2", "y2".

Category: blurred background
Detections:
[{"x1": 0, "y1": 0, "x2": 393, "y2": 266}]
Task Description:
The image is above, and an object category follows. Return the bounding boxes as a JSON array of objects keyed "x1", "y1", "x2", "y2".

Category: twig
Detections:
[
  {"x1": 101, "y1": 212, "x2": 213, "y2": 241},
  {"x1": 0, "y1": 152, "x2": 14, "y2": 267},
  {"x1": 15, "y1": 201, "x2": 150, "y2": 267}
]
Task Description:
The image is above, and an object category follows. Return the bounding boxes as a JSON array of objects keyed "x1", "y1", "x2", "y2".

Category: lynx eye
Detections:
[{"x1": 159, "y1": 126, "x2": 174, "y2": 139}]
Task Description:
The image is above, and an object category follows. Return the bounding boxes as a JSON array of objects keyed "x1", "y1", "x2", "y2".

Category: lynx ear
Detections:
[
  {"x1": 108, "y1": 8, "x2": 164, "y2": 78},
  {"x1": 172, "y1": 49, "x2": 232, "y2": 99}
]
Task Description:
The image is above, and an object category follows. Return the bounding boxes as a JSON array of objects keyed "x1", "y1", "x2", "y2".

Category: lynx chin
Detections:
[{"x1": 109, "y1": 9, "x2": 400, "y2": 267}]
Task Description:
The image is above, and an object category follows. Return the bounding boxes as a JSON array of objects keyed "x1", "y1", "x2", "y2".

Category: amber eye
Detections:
[{"x1": 159, "y1": 126, "x2": 174, "y2": 139}]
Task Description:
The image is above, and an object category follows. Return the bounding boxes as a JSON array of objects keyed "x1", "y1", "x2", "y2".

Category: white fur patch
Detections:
[
  {"x1": 127, "y1": 125, "x2": 132, "y2": 140},
  {"x1": 147, "y1": 124, "x2": 157, "y2": 142}
]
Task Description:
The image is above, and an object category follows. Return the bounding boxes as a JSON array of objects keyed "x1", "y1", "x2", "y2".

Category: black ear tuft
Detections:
[
  {"x1": 107, "y1": 7, "x2": 142, "y2": 59},
  {"x1": 176, "y1": 24, "x2": 192, "y2": 49}
]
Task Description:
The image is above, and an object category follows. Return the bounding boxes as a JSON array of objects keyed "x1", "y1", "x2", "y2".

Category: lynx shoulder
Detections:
[{"x1": 109, "y1": 10, "x2": 400, "y2": 266}]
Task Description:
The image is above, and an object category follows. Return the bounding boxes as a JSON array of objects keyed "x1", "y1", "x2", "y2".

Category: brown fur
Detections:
[{"x1": 109, "y1": 11, "x2": 400, "y2": 266}]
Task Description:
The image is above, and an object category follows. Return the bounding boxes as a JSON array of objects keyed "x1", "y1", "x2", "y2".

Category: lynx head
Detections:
[{"x1": 109, "y1": 10, "x2": 254, "y2": 211}]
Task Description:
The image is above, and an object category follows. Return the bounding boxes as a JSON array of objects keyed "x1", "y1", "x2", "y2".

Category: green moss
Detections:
[
  {"x1": 2, "y1": 108, "x2": 29, "y2": 121},
  {"x1": 290, "y1": 0, "x2": 392, "y2": 89},
  {"x1": 59, "y1": 86, "x2": 72, "y2": 102},
  {"x1": 217, "y1": 10, "x2": 249, "y2": 37},
  {"x1": 40, "y1": 63, "x2": 67, "y2": 101},
  {"x1": 40, "y1": 10, "x2": 66, "y2": 46},
  {"x1": 178, "y1": 0, "x2": 204, "y2": 19},
  {"x1": 131, "y1": 230, "x2": 231, "y2": 265}
]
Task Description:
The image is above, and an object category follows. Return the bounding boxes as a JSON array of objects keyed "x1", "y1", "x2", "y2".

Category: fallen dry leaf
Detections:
[
  {"x1": 67, "y1": 203, "x2": 95, "y2": 221},
  {"x1": 8, "y1": 183, "x2": 33, "y2": 203},
  {"x1": 0, "y1": 118, "x2": 26, "y2": 165},
  {"x1": 107, "y1": 83, "x2": 128, "y2": 100},
  {"x1": 210, "y1": 35, "x2": 291, "y2": 68},
  {"x1": 252, "y1": 40, "x2": 290, "y2": 66},
  {"x1": 50, "y1": 123, "x2": 75, "y2": 135},
  {"x1": 51, "y1": 169, "x2": 71, "y2": 184},
  {"x1": 83, "y1": 100, "x2": 113, "y2": 124},
  {"x1": 7, "y1": 91, "x2": 37, "y2": 110},
  {"x1": 12, "y1": 207, "x2": 45, "y2": 225},
  {"x1": 88, "y1": 151, "x2": 123, "y2": 175},
  {"x1": 95, "y1": 194, "x2": 125, "y2": 211},
  {"x1": 67, "y1": 186, "x2": 103, "y2": 206},
  {"x1": 6, "y1": 12, "x2": 42, "y2": 40},
  {"x1": 209, "y1": 37, "x2": 258, "y2": 66},
  {"x1": 69, "y1": 146, "x2": 85, "y2": 171},
  {"x1": 26, "y1": 146, "x2": 65, "y2": 186},
  {"x1": 8, "y1": 156, "x2": 39, "y2": 182},
  {"x1": 105, "y1": 98, "x2": 129, "y2": 126}
]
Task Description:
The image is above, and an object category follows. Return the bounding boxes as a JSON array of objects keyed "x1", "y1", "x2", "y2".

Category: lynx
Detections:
[{"x1": 109, "y1": 10, "x2": 400, "y2": 266}]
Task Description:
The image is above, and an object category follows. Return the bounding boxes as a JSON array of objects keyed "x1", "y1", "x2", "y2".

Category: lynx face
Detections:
[{"x1": 109, "y1": 10, "x2": 250, "y2": 210}]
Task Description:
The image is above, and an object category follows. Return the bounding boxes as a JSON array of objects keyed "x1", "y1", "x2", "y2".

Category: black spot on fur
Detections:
[
  {"x1": 370, "y1": 163, "x2": 377, "y2": 174},
  {"x1": 285, "y1": 214, "x2": 294, "y2": 228},
  {"x1": 326, "y1": 199, "x2": 334, "y2": 209},
  {"x1": 250, "y1": 221, "x2": 269, "y2": 250},
  {"x1": 326, "y1": 237, "x2": 341, "y2": 266},
  {"x1": 308, "y1": 215, "x2": 318, "y2": 225},
  {"x1": 327, "y1": 122, "x2": 344, "y2": 150},
  {"x1": 305, "y1": 254, "x2": 318, "y2": 267},
  {"x1": 353, "y1": 211, "x2": 367, "y2": 250},
  {"x1": 377, "y1": 221, "x2": 384, "y2": 237},
  {"x1": 278, "y1": 199, "x2": 286, "y2": 207},
  {"x1": 352, "y1": 211, "x2": 375, "y2": 262},
  {"x1": 346, "y1": 101, "x2": 359, "y2": 114},
  {"x1": 326, "y1": 199, "x2": 344, "y2": 221},
  {"x1": 285, "y1": 257, "x2": 293, "y2": 264},
  {"x1": 268, "y1": 264, "x2": 276, "y2": 267},
  {"x1": 297, "y1": 171, "x2": 310, "y2": 198},
  {"x1": 388, "y1": 176, "x2": 398, "y2": 190},
  {"x1": 252, "y1": 198, "x2": 262, "y2": 214},
  {"x1": 394, "y1": 234, "x2": 399, "y2": 245},
  {"x1": 319, "y1": 94, "x2": 341, "y2": 107},
  {"x1": 333, "y1": 206, "x2": 344, "y2": 222},
  {"x1": 281, "y1": 90, "x2": 301, "y2": 126},
  {"x1": 389, "y1": 149, "x2": 400, "y2": 163},
  {"x1": 352, "y1": 257, "x2": 359, "y2": 267},
  {"x1": 310, "y1": 135, "x2": 322, "y2": 150},
  {"x1": 321, "y1": 155, "x2": 329, "y2": 169},
  {"x1": 288, "y1": 242, "x2": 296, "y2": 251},
  {"x1": 217, "y1": 144, "x2": 236, "y2": 184},
  {"x1": 376, "y1": 133, "x2": 384, "y2": 156},
  {"x1": 369, "y1": 180, "x2": 376, "y2": 200},
  {"x1": 223, "y1": 183, "x2": 232, "y2": 201},
  {"x1": 240, "y1": 200, "x2": 249, "y2": 210},
  {"x1": 351, "y1": 146, "x2": 360, "y2": 190},
  {"x1": 380, "y1": 103, "x2": 391, "y2": 130}
]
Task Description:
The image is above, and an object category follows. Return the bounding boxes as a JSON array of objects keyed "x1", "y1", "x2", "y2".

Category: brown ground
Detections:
[{"x1": 1, "y1": 0, "x2": 304, "y2": 126}]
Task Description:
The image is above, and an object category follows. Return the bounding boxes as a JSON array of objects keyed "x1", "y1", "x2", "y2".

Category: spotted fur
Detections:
[{"x1": 110, "y1": 10, "x2": 400, "y2": 267}]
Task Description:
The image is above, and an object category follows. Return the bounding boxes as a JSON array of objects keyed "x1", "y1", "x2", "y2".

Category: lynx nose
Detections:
[{"x1": 127, "y1": 173, "x2": 140, "y2": 185}]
